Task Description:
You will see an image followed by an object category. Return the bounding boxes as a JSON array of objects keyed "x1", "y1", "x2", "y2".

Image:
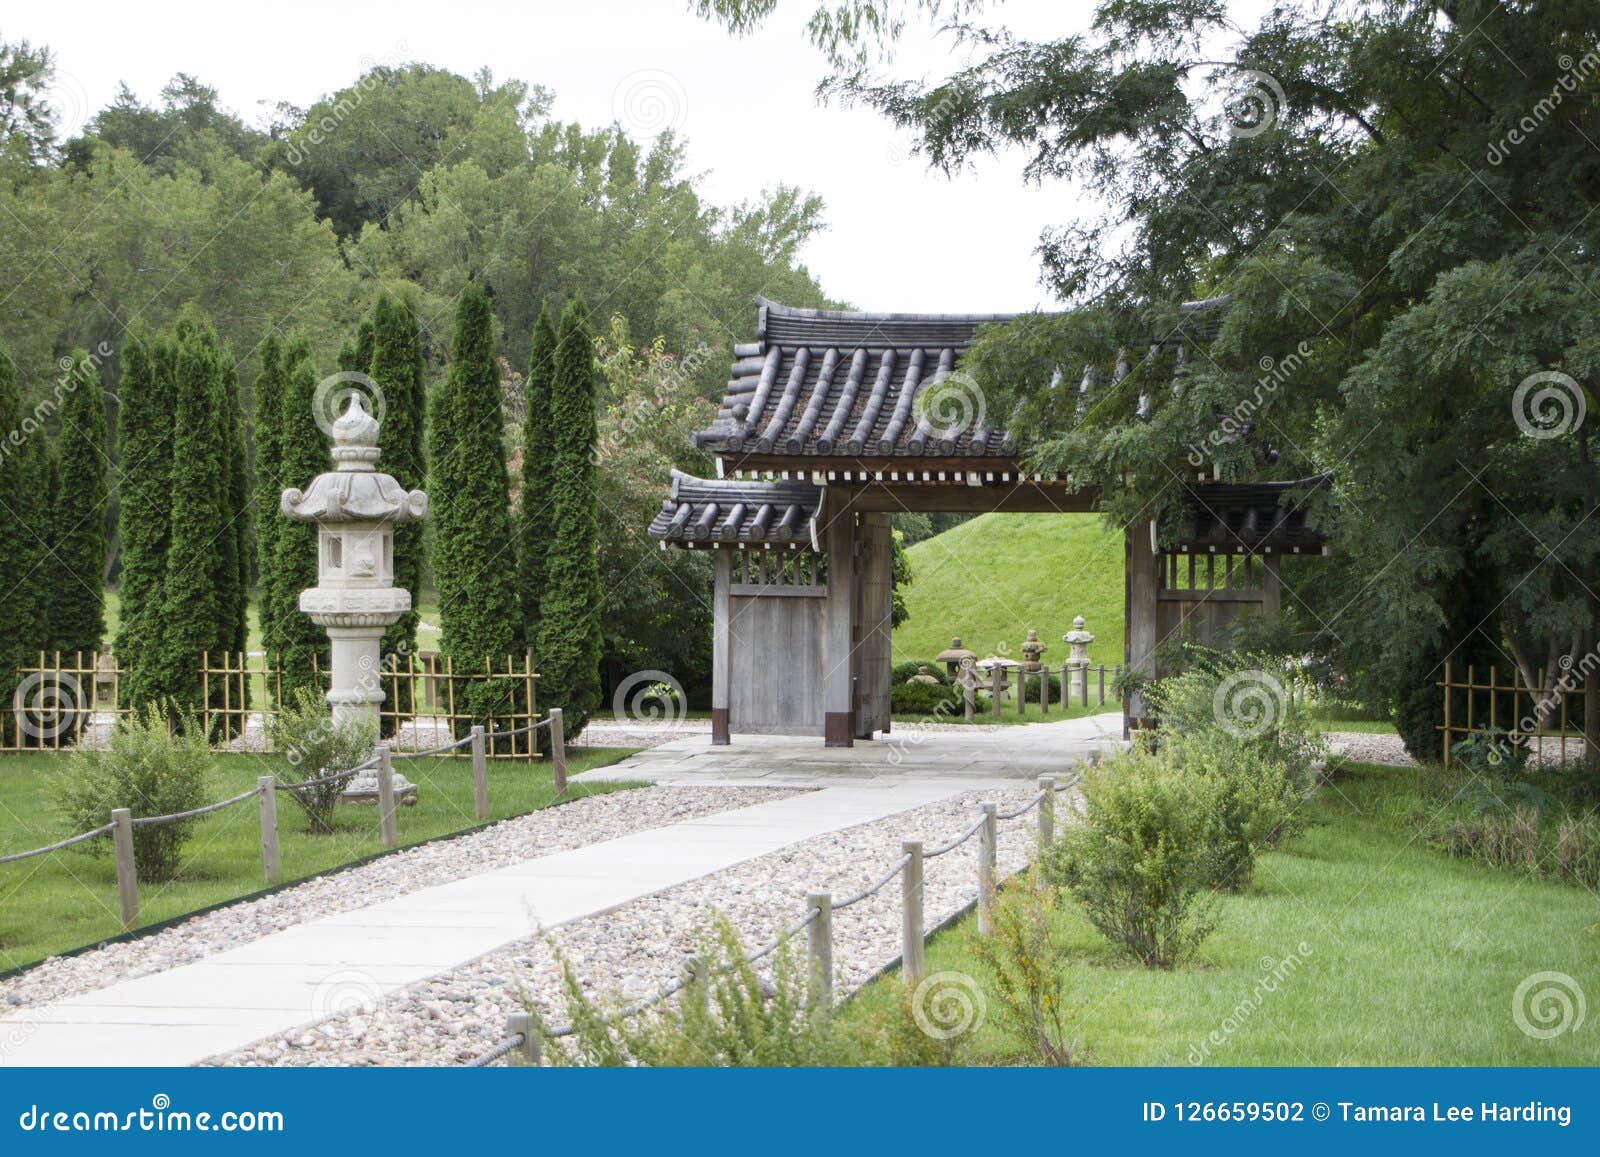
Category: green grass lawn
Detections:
[
  {"x1": 0, "y1": 746, "x2": 638, "y2": 972},
  {"x1": 842, "y1": 759, "x2": 1600, "y2": 1065},
  {"x1": 894, "y1": 513, "x2": 1124, "y2": 670}
]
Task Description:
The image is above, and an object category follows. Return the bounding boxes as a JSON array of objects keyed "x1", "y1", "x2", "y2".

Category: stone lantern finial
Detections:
[{"x1": 330, "y1": 394, "x2": 381, "y2": 469}]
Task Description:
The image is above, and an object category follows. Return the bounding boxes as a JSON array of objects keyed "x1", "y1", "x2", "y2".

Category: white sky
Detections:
[{"x1": 17, "y1": 0, "x2": 1104, "y2": 313}]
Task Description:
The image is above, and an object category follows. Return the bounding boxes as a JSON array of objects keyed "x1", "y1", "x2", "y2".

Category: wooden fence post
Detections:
[
  {"x1": 257, "y1": 776, "x2": 281, "y2": 885},
  {"x1": 470, "y1": 725, "x2": 489, "y2": 820},
  {"x1": 806, "y1": 892, "x2": 833, "y2": 1013},
  {"x1": 1098, "y1": 663, "x2": 1106, "y2": 706},
  {"x1": 963, "y1": 666, "x2": 975, "y2": 723},
  {"x1": 549, "y1": 708, "x2": 567, "y2": 794},
  {"x1": 683, "y1": 954, "x2": 709, "y2": 1017},
  {"x1": 901, "y1": 841, "x2": 925, "y2": 986},
  {"x1": 377, "y1": 747, "x2": 399, "y2": 848},
  {"x1": 111, "y1": 807, "x2": 137, "y2": 930},
  {"x1": 506, "y1": 1012, "x2": 541, "y2": 1065},
  {"x1": 1038, "y1": 775, "x2": 1056, "y2": 846},
  {"x1": 1041, "y1": 666, "x2": 1050, "y2": 714},
  {"x1": 990, "y1": 665, "x2": 1003, "y2": 719},
  {"x1": 976, "y1": 802, "x2": 998, "y2": 936}
]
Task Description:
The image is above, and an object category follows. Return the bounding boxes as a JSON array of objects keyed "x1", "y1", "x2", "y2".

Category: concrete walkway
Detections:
[{"x1": 2, "y1": 714, "x2": 1121, "y2": 1067}]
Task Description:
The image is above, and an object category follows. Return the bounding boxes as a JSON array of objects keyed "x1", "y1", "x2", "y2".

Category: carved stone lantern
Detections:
[
  {"x1": 1062, "y1": 615, "x2": 1096, "y2": 703},
  {"x1": 281, "y1": 395, "x2": 428, "y2": 726},
  {"x1": 935, "y1": 637, "x2": 977, "y2": 682},
  {"x1": 1021, "y1": 629, "x2": 1048, "y2": 672}
]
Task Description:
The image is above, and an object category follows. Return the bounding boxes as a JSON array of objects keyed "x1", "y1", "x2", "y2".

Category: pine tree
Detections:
[
  {"x1": 517, "y1": 305, "x2": 557, "y2": 650},
  {"x1": 150, "y1": 322, "x2": 228, "y2": 714},
  {"x1": 430, "y1": 284, "x2": 523, "y2": 727},
  {"x1": 270, "y1": 338, "x2": 328, "y2": 698},
  {"x1": 47, "y1": 351, "x2": 109, "y2": 657},
  {"x1": 115, "y1": 332, "x2": 176, "y2": 711},
  {"x1": 536, "y1": 297, "x2": 603, "y2": 737},
  {"x1": 370, "y1": 292, "x2": 426, "y2": 675},
  {"x1": 252, "y1": 334, "x2": 285, "y2": 658}
]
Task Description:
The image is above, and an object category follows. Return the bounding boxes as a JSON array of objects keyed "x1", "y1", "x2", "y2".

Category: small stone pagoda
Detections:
[{"x1": 281, "y1": 394, "x2": 428, "y2": 726}]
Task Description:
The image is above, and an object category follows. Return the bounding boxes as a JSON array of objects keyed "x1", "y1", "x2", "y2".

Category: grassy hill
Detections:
[{"x1": 893, "y1": 513, "x2": 1124, "y2": 669}]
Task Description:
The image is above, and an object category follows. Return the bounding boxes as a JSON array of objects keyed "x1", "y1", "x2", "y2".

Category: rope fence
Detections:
[
  {"x1": 0, "y1": 706, "x2": 572, "y2": 934},
  {"x1": 469, "y1": 768, "x2": 1083, "y2": 1066}
]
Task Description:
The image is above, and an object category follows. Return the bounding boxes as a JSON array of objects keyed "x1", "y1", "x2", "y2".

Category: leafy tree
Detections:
[
  {"x1": 0, "y1": 339, "x2": 33, "y2": 739},
  {"x1": 588, "y1": 317, "x2": 714, "y2": 699},
  {"x1": 270, "y1": 338, "x2": 328, "y2": 699},
  {"x1": 517, "y1": 304, "x2": 557, "y2": 648},
  {"x1": 48, "y1": 350, "x2": 110, "y2": 656},
  {"x1": 252, "y1": 334, "x2": 286, "y2": 656},
  {"x1": 272, "y1": 64, "x2": 546, "y2": 239},
  {"x1": 0, "y1": 38, "x2": 58, "y2": 163},
  {"x1": 537, "y1": 297, "x2": 602, "y2": 736},
  {"x1": 430, "y1": 284, "x2": 523, "y2": 725},
  {"x1": 114, "y1": 333, "x2": 175, "y2": 709},
  {"x1": 64, "y1": 75, "x2": 268, "y2": 174}
]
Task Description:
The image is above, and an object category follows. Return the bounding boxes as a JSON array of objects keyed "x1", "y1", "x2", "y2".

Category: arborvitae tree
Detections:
[
  {"x1": 517, "y1": 305, "x2": 557, "y2": 650},
  {"x1": 252, "y1": 334, "x2": 285, "y2": 656},
  {"x1": 14, "y1": 432, "x2": 55, "y2": 657},
  {"x1": 537, "y1": 297, "x2": 603, "y2": 737},
  {"x1": 430, "y1": 284, "x2": 523, "y2": 726},
  {"x1": 337, "y1": 315, "x2": 376, "y2": 375},
  {"x1": 150, "y1": 322, "x2": 227, "y2": 714},
  {"x1": 270, "y1": 338, "x2": 328, "y2": 698},
  {"x1": 47, "y1": 350, "x2": 109, "y2": 657},
  {"x1": 217, "y1": 355, "x2": 250, "y2": 659},
  {"x1": 0, "y1": 344, "x2": 26, "y2": 744},
  {"x1": 370, "y1": 292, "x2": 426, "y2": 673},
  {"x1": 115, "y1": 333, "x2": 175, "y2": 709}
]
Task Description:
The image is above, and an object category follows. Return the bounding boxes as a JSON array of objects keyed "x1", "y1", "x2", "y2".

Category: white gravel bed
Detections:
[
  {"x1": 1326, "y1": 731, "x2": 1414, "y2": 766},
  {"x1": 209, "y1": 781, "x2": 1067, "y2": 1067},
  {"x1": 0, "y1": 786, "x2": 799, "y2": 1012}
]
